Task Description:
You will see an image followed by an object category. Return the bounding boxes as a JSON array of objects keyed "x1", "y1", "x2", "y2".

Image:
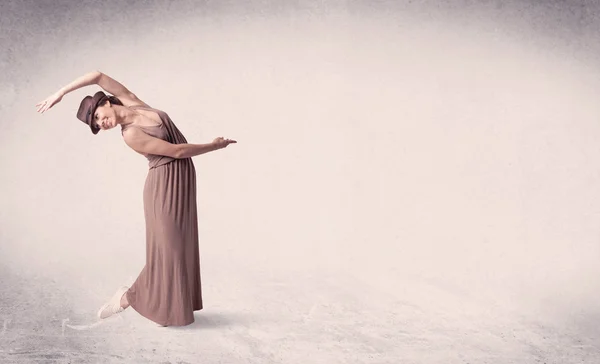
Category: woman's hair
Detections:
[{"x1": 106, "y1": 95, "x2": 123, "y2": 106}]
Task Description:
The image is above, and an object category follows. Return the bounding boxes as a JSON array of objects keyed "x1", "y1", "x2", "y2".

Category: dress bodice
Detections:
[{"x1": 121, "y1": 105, "x2": 189, "y2": 169}]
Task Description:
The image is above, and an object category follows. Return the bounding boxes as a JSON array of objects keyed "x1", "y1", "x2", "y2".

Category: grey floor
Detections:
[{"x1": 1, "y1": 237, "x2": 599, "y2": 363}]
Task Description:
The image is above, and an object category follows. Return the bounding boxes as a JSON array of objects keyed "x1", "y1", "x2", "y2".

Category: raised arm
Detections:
[
  {"x1": 57, "y1": 70, "x2": 101, "y2": 97},
  {"x1": 95, "y1": 72, "x2": 149, "y2": 107},
  {"x1": 36, "y1": 71, "x2": 149, "y2": 113}
]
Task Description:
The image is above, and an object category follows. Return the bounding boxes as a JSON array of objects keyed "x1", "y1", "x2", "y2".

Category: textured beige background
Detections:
[{"x1": 1, "y1": 0, "x2": 600, "y2": 363}]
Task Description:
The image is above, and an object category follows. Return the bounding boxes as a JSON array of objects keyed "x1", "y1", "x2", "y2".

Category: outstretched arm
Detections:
[
  {"x1": 57, "y1": 70, "x2": 102, "y2": 97},
  {"x1": 36, "y1": 71, "x2": 99, "y2": 113},
  {"x1": 96, "y1": 72, "x2": 148, "y2": 105},
  {"x1": 123, "y1": 127, "x2": 235, "y2": 159},
  {"x1": 36, "y1": 71, "x2": 148, "y2": 113}
]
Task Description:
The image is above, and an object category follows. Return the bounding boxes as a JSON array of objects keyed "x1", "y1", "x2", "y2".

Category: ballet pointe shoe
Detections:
[{"x1": 97, "y1": 286, "x2": 129, "y2": 319}]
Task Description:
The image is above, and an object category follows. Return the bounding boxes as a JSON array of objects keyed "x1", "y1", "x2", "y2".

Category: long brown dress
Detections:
[{"x1": 120, "y1": 105, "x2": 203, "y2": 326}]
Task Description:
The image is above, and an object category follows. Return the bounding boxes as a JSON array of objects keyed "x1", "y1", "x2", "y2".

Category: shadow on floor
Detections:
[{"x1": 171, "y1": 310, "x2": 261, "y2": 331}]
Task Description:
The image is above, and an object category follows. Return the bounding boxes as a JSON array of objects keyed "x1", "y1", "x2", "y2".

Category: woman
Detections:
[{"x1": 36, "y1": 71, "x2": 236, "y2": 327}]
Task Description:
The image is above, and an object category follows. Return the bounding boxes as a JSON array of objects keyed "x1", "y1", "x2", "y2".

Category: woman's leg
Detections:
[{"x1": 120, "y1": 292, "x2": 130, "y2": 309}]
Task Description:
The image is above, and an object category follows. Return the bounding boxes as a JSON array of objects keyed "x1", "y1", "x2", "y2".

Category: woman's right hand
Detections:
[
  {"x1": 212, "y1": 137, "x2": 237, "y2": 149},
  {"x1": 36, "y1": 91, "x2": 64, "y2": 113}
]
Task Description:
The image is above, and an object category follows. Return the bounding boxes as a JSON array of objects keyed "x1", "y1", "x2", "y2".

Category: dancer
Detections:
[{"x1": 36, "y1": 71, "x2": 236, "y2": 326}]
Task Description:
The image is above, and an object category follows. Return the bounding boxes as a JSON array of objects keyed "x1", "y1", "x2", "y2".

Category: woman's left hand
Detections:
[{"x1": 36, "y1": 91, "x2": 64, "y2": 113}]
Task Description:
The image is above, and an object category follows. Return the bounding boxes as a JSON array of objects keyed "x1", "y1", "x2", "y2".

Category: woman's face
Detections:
[{"x1": 92, "y1": 100, "x2": 117, "y2": 131}]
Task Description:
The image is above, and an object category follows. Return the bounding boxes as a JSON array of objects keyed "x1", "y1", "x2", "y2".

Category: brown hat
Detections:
[{"x1": 77, "y1": 91, "x2": 109, "y2": 135}]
